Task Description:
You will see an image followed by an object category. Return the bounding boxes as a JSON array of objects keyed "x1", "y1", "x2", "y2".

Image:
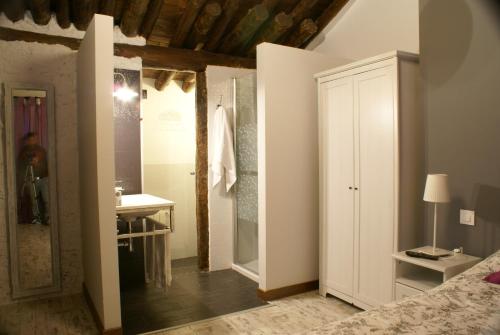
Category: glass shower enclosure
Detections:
[{"x1": 233, "y1": 73, "x2": 258, "y2": 276}]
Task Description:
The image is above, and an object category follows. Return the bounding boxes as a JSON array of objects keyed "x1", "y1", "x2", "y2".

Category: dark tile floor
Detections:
[{"x1": 120, "y1": 257, "x2": 267, "y2": 335}]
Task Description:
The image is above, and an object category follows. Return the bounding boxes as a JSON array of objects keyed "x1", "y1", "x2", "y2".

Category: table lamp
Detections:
[{"x1": 422, "y1": 174, "x2": 451, "y2": 256}]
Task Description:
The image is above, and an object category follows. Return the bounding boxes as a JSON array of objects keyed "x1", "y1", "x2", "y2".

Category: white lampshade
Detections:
[{"x1": 423, "y1": 174, "x2": 451, "y2": 203}]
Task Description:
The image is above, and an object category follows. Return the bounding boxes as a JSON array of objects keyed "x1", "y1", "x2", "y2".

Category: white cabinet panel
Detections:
[
  {"x1": 322, "y1": 78, "x2": 355, "y2": 297},
  {"x1": 354, "y1": 67, "x2": 396, "y2": 306}
]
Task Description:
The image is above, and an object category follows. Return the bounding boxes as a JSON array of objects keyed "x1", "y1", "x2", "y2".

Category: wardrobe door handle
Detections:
[
  {"x1": 349, "y1": 187, "x2": 353, "y2": 190},
  {"x1": 354, "y1": 187, "x2": 358, "y2": 190}
]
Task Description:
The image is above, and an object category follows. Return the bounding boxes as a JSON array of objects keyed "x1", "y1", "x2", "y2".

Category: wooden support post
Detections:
[
  {"x1": 195, "y1": 71, "x2": 209, "y2": 272},
  {"x1": 170, "y1": 0, "x2": 208, "y2": 48},
  {"x1": 99, "y1": 0, "x2": 115, "y2": 16},
  {"x1": 120, "y1": 0, "x2": 151, "y2": 37},
  {"x1": 218, "y1": 3, "x2": 269, "y2": 54},
  {"x1": 284, "y1": 18, "x2": 317, "y2": 48},
  {"x1": 4, "y1": 0, "x2": 25, "y2": 22},
  {"x1": 28, "y1": 0, "x2": 52, "y2": 25},
  {"x1": 204, "y1": 0, "x2": 239, "y2": 52},
  {"x1": 182, "y1": 73, "x2": 196, "y2": 93},
  {"x1": 305, "y1": 0, "x2": 349, "y2": 47},
  {"x1": 154, "y1": 70, "x2": 177, "y2": 91},
  {"x1": 71, "y1": 0, "x2": 98, "y2": 31},
  {"x1": 246, "y1": 12, "x2": 293, "y2": 56},
  {"x1": 139, "y1": 0, "x2": 164, "y2": 39},
  {"x1": 54, "y1": 0, "x2": 71, "y2": 28},
  {"x1": 113, "y1": 0, "x2": 126, "y2": 24},
  {"x1": 186, "y1": 2, "x2": 222, "y2": 50}
]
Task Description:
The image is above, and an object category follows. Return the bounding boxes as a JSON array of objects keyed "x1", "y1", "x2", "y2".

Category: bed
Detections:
[{"x1": 308, "y1": 250, "x2": 500, "y2": 334}]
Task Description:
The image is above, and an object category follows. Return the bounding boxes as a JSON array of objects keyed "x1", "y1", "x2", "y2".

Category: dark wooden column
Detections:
[{"x1": 195, "y1": 71, "x2": 209, "y2": 272}]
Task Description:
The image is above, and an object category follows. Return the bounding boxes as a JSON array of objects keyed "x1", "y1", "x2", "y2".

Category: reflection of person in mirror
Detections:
[{"x1": 17, "y1": 132, "x2": 49, "y2": 225}]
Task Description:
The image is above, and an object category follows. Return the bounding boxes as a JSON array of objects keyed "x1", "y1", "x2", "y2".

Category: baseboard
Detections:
[
  {"x1": 257, "y1": 280, "x2": 319, "y2": 301},
  {"x1": 82, "y1": 283, "x2": 123, "y2": 335}
]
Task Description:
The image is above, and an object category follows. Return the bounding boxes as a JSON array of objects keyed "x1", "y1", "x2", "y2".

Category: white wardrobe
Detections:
[{"x1": 316, "y1": 51, "x2": 424, "y2": 310}]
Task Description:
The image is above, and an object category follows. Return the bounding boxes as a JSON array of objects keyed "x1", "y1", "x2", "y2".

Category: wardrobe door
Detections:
[
  {"x1": 353, "y1": 66, "x2": 396, "y2": 307},
  {"x1": 320, "y1": 77, "x2": 355, "y2": 299}
]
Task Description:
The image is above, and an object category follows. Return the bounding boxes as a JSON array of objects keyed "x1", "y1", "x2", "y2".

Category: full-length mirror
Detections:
[{"x1": 4, "y1": 82, "x2": 61, "y2": 298}]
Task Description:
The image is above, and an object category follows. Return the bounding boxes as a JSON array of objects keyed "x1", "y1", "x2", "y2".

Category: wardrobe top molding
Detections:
[{"x1": 314, "y1": 50, "x2": 419, "y2": 81}]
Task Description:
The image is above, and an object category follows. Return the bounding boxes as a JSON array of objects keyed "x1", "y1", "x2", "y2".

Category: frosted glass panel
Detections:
[{"x1": 234, "y1": 73, "x2": 258, "y2": 273}]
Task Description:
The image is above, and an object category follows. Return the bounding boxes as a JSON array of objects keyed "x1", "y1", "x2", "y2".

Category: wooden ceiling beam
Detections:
[
  {"x1": 284, "y1": 18, "x2": 317, "y2": 48},
  {"x1": 70, "y1": 0, "x2": 98, "y2": 30},
  {"x1": 245, "y1": 12, "x2": 292, "y2": 57},
  {"x1": 155, "y1": 70, "x2": 177, "y2": 91},
  {"x1": 182, "y1": 73, "x2": 196, "y2": 93},
  {"x1": 28, "y1": 0, "x2": 52, "y2": 25},
  {"x1": 204, "y1": 0, "x2": 239, "y2": 52},
  {"x1": 0, "y1": 27, "x2": 256, "y2": 71},
  {"x1": 139, "y1": 0, "x2": 164, "y2": 39},
  {"x1": 54, "y1": 0, "x2": 71, "y2": 28},
  {"x1": 289, "y1": 0, "x2": 318, "y2": 24},
  {"x1": 113, "y1": 0, "x2": 125, "y2": 24},
  {"x1": 218, "y1": 3, "x2": 269, "y2": 54},
  {"x1": 170, "y1": 0, "x2": 208, "y2": 48},
  {"x1": 99, "y1": 0, "x2": 115, "y2": 16},
  {"x1": 120, "y1": 0, "x2": 151, "y2": 37},
  {"x1": 4, "y1": 0, "x2": 26, "y2": 22},
  {"x1": 186, "y1": 2, "x2": 222, "y2": 50},
  {"x1": 304, "y1": 0, "x2": 349, "y2": 47}
]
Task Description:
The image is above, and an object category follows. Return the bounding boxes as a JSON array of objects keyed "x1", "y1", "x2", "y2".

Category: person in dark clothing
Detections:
[{"x1": 17, "y1": 132, "x2": 49, "y2": 225}]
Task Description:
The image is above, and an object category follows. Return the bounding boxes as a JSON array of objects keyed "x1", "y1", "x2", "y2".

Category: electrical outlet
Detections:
[{"x1": 460, "y1": 209, "x2": 475, "y2": 226}]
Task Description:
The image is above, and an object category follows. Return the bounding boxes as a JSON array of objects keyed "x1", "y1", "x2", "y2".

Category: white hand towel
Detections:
[{"x1": 211, "y1": 105, "x2": 237, "y2": 191}]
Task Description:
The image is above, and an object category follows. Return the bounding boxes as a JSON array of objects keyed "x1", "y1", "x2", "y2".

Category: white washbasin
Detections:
[{"x1": 116, "y1": 194, "x2": 175, "y2": 221}]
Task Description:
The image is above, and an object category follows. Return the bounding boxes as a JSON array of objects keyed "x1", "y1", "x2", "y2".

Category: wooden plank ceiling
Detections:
[{"x1": 1, "y1": 0, "x2": 348, "y2": 90}]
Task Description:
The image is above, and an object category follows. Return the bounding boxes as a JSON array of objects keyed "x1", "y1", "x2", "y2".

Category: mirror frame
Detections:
[{"x1": 4, "y1": 82, "x2": 61, "y2": 299}]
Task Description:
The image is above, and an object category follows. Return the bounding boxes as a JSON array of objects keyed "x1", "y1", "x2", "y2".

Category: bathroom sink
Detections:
[{"x1": 116, "y1": 194, "x2": 175, "y2": 221}]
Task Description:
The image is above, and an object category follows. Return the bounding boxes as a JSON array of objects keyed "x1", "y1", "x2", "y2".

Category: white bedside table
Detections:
[{"x1": 392, "y1": 246, "x2": 481, "y2": 300}]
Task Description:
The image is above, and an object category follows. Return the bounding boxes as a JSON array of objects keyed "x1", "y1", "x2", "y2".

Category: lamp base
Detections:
[{"x1": 417, "y1": 246, "x2": 451, "y2": 257}]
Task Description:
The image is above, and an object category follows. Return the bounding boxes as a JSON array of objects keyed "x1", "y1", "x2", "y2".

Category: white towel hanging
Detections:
[{"x1": 211, "y1": 105, "x2": 237, "y2": 191}]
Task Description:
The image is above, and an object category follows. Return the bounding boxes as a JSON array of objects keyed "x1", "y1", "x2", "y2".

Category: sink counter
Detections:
[{"x1": 116, "y1": 194, "x2": 175, "y2": 217}]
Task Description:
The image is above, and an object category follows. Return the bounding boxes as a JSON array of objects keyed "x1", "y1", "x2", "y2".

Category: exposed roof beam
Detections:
[
  {"x1": 186, "y1": 2, "x2": 222, "y2": 50},
  {"x1": 4, "y1": 0, "x2": 26, "y2": 22},
  {"x1": 289, "y1": 0, "x2": 318, "y2": 24},
  {"x1": 54, "y1": 0, "x2": 71, "y2": 28},
  {"x1": 70, "y1": 0, "x2": 98, "y2": 31},
  {"x1": 204, "y1": 0, "x2": 239, "y2": 52},
  {"x1": 246, "y1": 12, "x2": 292, "y2": 57},
  {"x1": 218, "y1": 3, "x2": 269, "y2": 54},
  {"x1": 120, "y1": 0, "x2": 151, "y2": 37},
  {"x1": 99, "y1": 0, "x2": 116, "y2": 16},
  {"x1": 170, "y1": 0, "x2": 208, "y2": 48},
  {"x1": 284, "y1": 18, "x2": 317, "y2": 48},
  {"x1": 155, "y1": 70, "x2": 177, "y2": 91},
  {"x1": 113, "y1": 0, "x2": 126, "y2": 24},
  {"x1": 28, "y1": 0, "x2": 52, "y2": 25},
  {"x1": 182, "y1": 73, "x2": 196, "y2": 93},
  {"x1": 139, "y1": 0, "x2": 164, "y2": 39},
  {"x1": 0, "y1": 27, "x2": 256, "y2": 71},
  {"x1": 304, "y1": 0, "x2": 349, "y2": 47}
]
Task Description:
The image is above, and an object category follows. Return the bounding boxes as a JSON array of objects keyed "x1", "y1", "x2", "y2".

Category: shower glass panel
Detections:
[{"x1": 234, "y1": 73, "x2": 258, "y2": 274}]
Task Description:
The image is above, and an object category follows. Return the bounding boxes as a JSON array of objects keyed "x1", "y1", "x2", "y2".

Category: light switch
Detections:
[{"x1": 460, "y1": 209, "x2": 475, "y2": 226}]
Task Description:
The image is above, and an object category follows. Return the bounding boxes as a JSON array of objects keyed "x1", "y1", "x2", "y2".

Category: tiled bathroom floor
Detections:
[{"x1": 120, "y1": 257, "x2": 267, "y2": 335}]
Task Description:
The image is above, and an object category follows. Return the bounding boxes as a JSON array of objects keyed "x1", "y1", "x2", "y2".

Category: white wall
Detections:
[
  {"x1": 77, "y1": 15, "x2": 121, "y2": 331},
  {"x1": 308, "y1": 0, "x2": 419, "y2": 61},
  {"x1": 0, "y1": 41, "x2": 81, "y2": 305},
  {"x1": 206, "y1": 66, "x2": 255, "y2": 271},
  {"x1": 257, "y1": 43, "x2": 345, "y2": 291},
  {"x1": 142, "y1": 78, "x2": 197, "y2": 260}
]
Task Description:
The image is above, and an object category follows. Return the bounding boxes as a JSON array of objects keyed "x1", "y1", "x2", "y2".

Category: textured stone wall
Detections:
[{"x1": 0, "y1": 40, "x2": 81, "y2": 304}]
